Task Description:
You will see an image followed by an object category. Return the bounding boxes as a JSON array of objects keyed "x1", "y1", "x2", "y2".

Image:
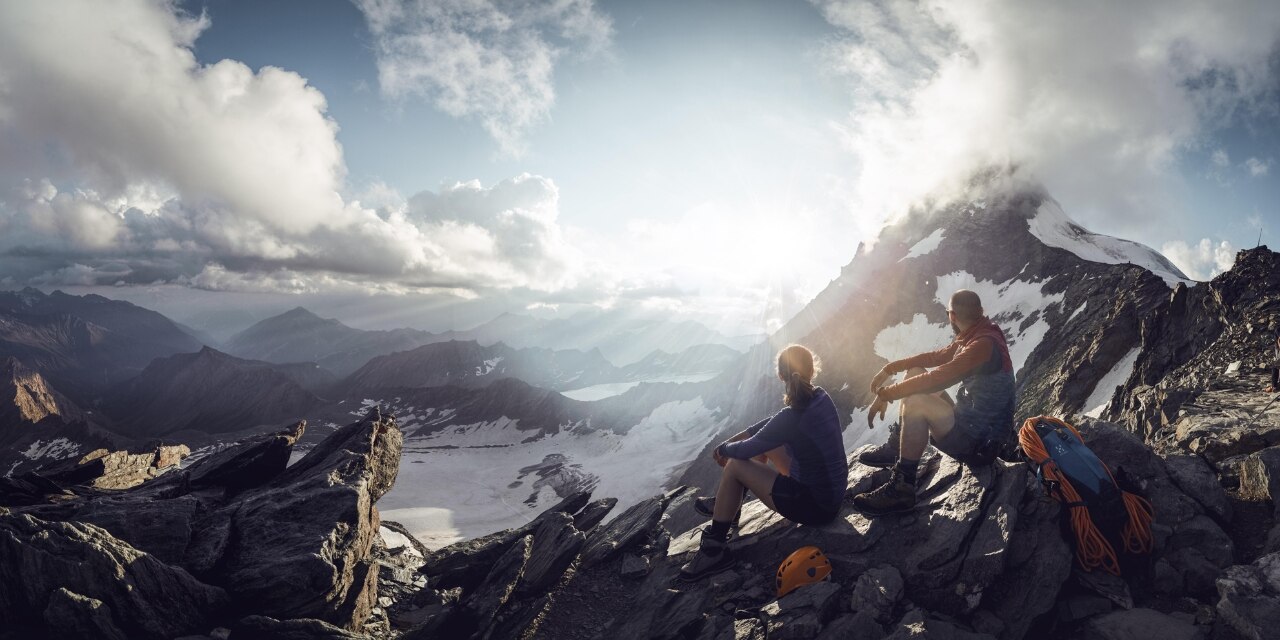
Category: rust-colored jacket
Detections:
[{"x1": 876, "y1": 316, "x2": 1014, "y2": 402}]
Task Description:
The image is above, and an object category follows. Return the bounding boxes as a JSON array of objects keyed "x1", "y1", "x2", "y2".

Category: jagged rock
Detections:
[
  {"x1": 817, "y1": 612, "x2": 883, "y2": 640},
  {"x1": 886, "y1": 609, "x2": 995, "y2": 639},
  {"x1": 1080, "y1": 608, "x2": 1201, "y2": 640},
  {"x1": 620, "y1": 552, "x2": 649, "y2": 579},
  {"x1": 0, "y1": 472, "x2": 73, "y2": 506},
  {"x1": 184, "y1": 421, "x2": 306, "y2": 494},
  {"x1": 767, "y1": 611, "x2": 824, "y2": 639},
  {"x1": 850, "y1": 564, "x2": 904, "y2": 623},
  {"x1": 422, "y1": 490, "x2": 595, "y2": 593},
  {"x1": 43, "y1": 587, "x2": 128, "y2": 640},
  {"x1": 35, "y1": 444, "x2": 191, "y2": 490},
  {"x1": 0, "y1": 513, "x2": 227, "y2": 640},
  {"x1": 1239, "y1": 446, "x2": 1280, "y2": 504},
  {"x1": 729, "y1": 617, "x2": 767, "y2": 640},
  {"x1": 1162, "y1": 453, "x2": 1232, "y2": 522},
  {"x1": 974, "y1": 481, "x2": 1071, "y2": 639},
  {"x1": 572, "y1": 497, "x2": 617, "y2": 532},
  {"x1": 234, "y1": 615, "x2": 373, "y2": 639},
  {"x1": 762, "y1": 581, "x2": 842, "y2": 623},
  {"x1": 582, "y1": 487, "x2": 690, "y2": 566},
  {"x1": 210, "y1": 411, "x2": 401, "y2": 629},
  {"x1": 1216, "y1": 552, "x2": 1280, "y2": 640},
  {"x1": 465, "y1": 534, "x2": 533, "y2": 632},
  {"x1": 646, "y1": 587, "x2": 711, "y2": 640},
  {"x1": 669, "y1": 456, "x2": 1030, "y2": 618},
  {"x1": 516, "y1": 512, "x2": 586, "y2": 596}
]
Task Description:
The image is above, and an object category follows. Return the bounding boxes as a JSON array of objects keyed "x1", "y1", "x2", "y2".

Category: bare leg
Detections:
[
  {"x1": 712, "y1": 459, "x2": 779, "y2": 521},
  {"x1": 753, "y1": 445, "x2": 792, "y2": 477},
  {"x1": 898, "y1": 367, "x2": 957, "y2": 462}
]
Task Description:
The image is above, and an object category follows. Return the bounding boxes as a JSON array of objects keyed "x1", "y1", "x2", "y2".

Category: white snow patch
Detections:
[
  {"x1": 476, "y1": 357, "x2": 504, "y2": 376},
  {"x1": 1028, "y1": 200, "x2": 1190, "y2": 287},
  {"x1": 935, "y1": 272, "x2": 1065, "y2": 375},
  {"x1": 901, "y1": 229, "x2": 946, "y2": 261},
  {"x1": 844, "y1": 407, "x2": 889, "y2": 455},
  {"x1": 21, "y1": 438, "x2": 79, "y2": 461},
  {"x1": 560, "y1": 372, "x2": 719, "y2": 402},
  {"x1": 1083, "y1": 346, "x2": 1142, "y2": 417},
  {"x1": 1066, "y1": 300, "x2": 1087, "y2": 324},
  {"x1": 377, "y1": 395, "x2": 727, "y2": 548},
  {"x1": 873, "y1": 314, "x2": 952, "y2": 363}
]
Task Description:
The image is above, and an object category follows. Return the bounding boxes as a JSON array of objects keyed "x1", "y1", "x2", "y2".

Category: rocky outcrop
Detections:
[
  {"x1": 0, "y1": 513, "x2": 228, "y2": 639},
  {"x1": 0, "y1": 356, "x2": 83, "y2": 429},
  {"x1": 377, "y1": 417, "x2": 1248, "y2": 640},
  {"x1": 1216, "y1": 552, "x2": 1280, "y2": 640},
  {"x1": 0, "y1": 409, "x2": 402, "y2": 637},
  {"x1": 34, "y1": 443, "x2": 190, "y2": 490}
]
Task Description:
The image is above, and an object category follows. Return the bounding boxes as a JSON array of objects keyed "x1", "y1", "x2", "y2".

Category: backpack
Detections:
[{"x1": 1018, "y1": 416, "x2": 1155, "y2": 576}]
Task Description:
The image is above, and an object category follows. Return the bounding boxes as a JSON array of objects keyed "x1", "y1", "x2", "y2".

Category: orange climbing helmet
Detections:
[{"x1": 776, "y1": 546, "x2": 832, "y2": 597}]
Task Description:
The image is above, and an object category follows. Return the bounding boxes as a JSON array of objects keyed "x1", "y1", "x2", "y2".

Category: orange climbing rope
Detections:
[{"x1": 1019, "y1": 416, "x2": 1154, "y2": 576}]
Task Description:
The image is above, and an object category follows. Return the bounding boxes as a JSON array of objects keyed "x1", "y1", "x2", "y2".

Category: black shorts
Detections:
[
  {"x1": 932, "y1": 414, "x2": 996, "y2": 465},
  {"x1": 771, "y1": 474, "x2": 837, "y2": 526}
]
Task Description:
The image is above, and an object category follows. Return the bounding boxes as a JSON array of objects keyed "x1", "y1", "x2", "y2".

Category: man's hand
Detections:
[
  {"x1": 712, "y1": 443, "x2": 728, "y2": 467},
  {"x1": 869, "y1": 367, "x2": 892, "y2": 395},
  {"x1": 867, "y1": 395, "x2": 889, "y2": 429}
]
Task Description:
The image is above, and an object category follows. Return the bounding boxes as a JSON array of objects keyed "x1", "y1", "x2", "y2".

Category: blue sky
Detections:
[{"x1": 0, "y1": 1, "x2": 1278, "y2": 335}]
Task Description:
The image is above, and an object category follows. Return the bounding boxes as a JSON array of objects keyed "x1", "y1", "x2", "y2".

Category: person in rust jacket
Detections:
[{"x1": 852, "y1": 289, "x2": 1016, "y2": 514}]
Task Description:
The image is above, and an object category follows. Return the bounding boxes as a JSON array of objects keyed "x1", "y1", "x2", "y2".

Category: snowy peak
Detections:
[{"x1": 1026, "y1": 198, "x2": 1190, "y2": 287}]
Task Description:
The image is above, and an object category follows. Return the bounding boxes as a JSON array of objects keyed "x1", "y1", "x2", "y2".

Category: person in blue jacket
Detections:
[{"x1": 679, "y1": 344, "x2": 848, "y2": 581}]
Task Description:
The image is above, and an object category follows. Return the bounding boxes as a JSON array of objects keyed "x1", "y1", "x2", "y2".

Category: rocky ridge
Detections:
[{"x1": 0, "y1": 409, "x2": 402, "y2": 639}]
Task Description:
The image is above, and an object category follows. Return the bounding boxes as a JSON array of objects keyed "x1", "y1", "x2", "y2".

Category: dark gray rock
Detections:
[
  {"x1": 234, "y1": 615, "x2": 373, "y2": 639},
  {"x1": 211, "y1": 410, "x2": 401, "y2": 629},
  {"x1": 817, "y1": 612, "x2": 883, "y2": 640},
  {"x1": 647, "y1": 587, "x2": 710, "y2": 640},
  {"x1": 850, "y1": 564, "x2": 904, "y2": 623},
  {"x1": 762, "y1": 580, "x2": 842, "y2": 623},
  {"x1": 1239, "y1": 446, "x2": 1280, "y2": 505},
  {"x1": 465, "y1": 534, "x2": 533, "y2": 631},
  {"x1": 0, "y1": 513, "x2": 227, "y2": 640},
  {"x1": 515, "y1": 512, "x2": 585, "y2": 596},
  {"x1": 1081, "y1": 608, "x2": 1201, "y2": 640},
  {"x1": 766, "y1": 611, "x2": 824, "y2": 639},
  {"x1": 571, "y1": 497, "x2": 617, "y2": 532},
  {"x1": 1216, "y1": 552, "x2": 1280, "y2": 640},
  {"x1": 185, "y1": 421, "x2": 305, "y2": 494},
  {"x1": 1163, "y1": 453, "x2": 1233, "y2": 522},
  {"x1": 885, "y1": 609, "x2": 995, "y2": 639},
  {"x1": 582, "y1": 488, "x2": 690, "y2": 566},
  {"x1": 43, "y1": 588, "x2": 128, "y2": 640},
  {"x1": 620, "y1": 552, "x2": 650, "y2": 579}
]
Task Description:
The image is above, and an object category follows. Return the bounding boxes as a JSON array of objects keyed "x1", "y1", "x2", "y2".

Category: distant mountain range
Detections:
[
  {"x1": 224, "y1": 306, "x2": 757, "y2": 377},
  {"x1": 0, "y1": 288, "x2": 204, "y2": 403}
]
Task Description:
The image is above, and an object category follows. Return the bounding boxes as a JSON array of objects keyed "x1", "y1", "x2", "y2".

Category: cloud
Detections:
[
  {"x1": 0, "y1": 1, "x2": 592, "y2": 298},
  {"x1": 1212, "y1": 149, "x2": 1231, "y2": 167},
  {"x1": 812, "y1": 0, "x2": 1280, "y2": 230},
  {"x1": 1161, "y1": 238, "x2": 1237, "y2": 280},
  {"x1": 1244, "y1": 156, "x2": 1272, "y2": 176},
  {"x1": 354, "y1": 0, "x2": 613, "y2": 156}
]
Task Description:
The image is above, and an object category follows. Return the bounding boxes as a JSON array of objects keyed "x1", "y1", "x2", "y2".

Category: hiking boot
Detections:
[
  {"x1": 677, "y1": 532, "x2": 736, "y2": 582},
  {"x1": 858, "y1": 421, "x2": 901, "y2": 468},
  {"x1": 852, "y1": 473, "x2": 917, "y2": 515}
]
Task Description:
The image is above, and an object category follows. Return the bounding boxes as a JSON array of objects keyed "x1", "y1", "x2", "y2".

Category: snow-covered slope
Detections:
[{"x1": 1027, "y1": 199, "x2": 1190, "y2": 287}]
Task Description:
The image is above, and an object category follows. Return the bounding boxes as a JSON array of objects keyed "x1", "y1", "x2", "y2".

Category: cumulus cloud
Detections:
[
  {"x1": 1245, "y1": 156, "x2": 1273, "y2": 176},
  {"x1": 812, "y1": 0, "x2": 1280, "y2": 230},
  {"x1": 1161, "y1": 238, "x2": 1237, "y2": 280},
  {"x1": 0, "y1": 1, "x2": 587, "y2": 297},
  {"x1": 355, "y1": 0, "x2": 613, "y2": 156}
]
